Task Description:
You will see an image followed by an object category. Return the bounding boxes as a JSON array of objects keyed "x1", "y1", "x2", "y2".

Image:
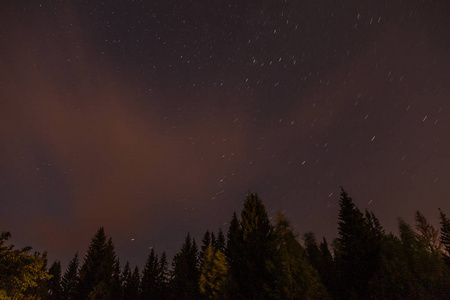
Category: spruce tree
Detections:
[
  {"x1": 62, "y1": 252, "x2": 79, "y2": 300},
  {"x1": 48, "y1": 260, "x2": 62, "y2": 300},
  {"x1": 171, "y1": 233, "x2": 200, "y2": 299},
  {"x1": 200, "y1": 230, "x2": 212, "y2": 266},
  {"x1": 78, "y1": 227, "x2": 116, "y2": 299},
  {"x1": 239, "y1": 193, "x2": 276, "y2": 298},
  {"x1": 215, "y1": 228, "x2": 226, "y2": 253},
  {"x1": 210, "y1": 232, "x2": 216, "y2": 250},
  {"x1": 141, "y1": 248, "x2": 159, "y2": 299},
  {"x1": 111, "y1": 259, "x2": 122, "y2": 300},
  {"x1": 121, "y1": 261, "x2": 132, "y2": 299},
  {"x1": 127, "y1": 266, "x2": 140, "y2": 300},
  {"x1": 225, "y1": 212, "x2": 243, "y2": 298},
  {"x1": 157, "y1": 252, "x2": 169, "y2": 298},
  {"x1": 337, "y1": 187, "x2": 382, "y2": 299}
]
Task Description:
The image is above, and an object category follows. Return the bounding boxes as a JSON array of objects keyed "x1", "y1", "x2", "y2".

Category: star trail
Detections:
[{"x1": 1, "y1": 0, "x2": 449, "y2": 267}]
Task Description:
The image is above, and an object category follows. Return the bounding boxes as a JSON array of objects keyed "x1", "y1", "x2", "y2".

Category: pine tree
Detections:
[
  {"x1": 225, "y1": 212, "x2": 242, "y2": 263},
  {"x1": 111, "y1": 259, "x2": 122, "y2": 300},
  {"x1": 171, "y1": 233, "x2": 200, "y2": 299},
  {"x1": 141, "y1": 248, "x2": 159, "y2": 299},
  {"x1": 62, "y1": 252, "x2": 79, "y2": 300},
  {"x1": 199, "y1": 245, "x2": 229, "y2": 299},
  {"x1": 239, "y1": 192, "x2": 276, "y2": 298},
  {"x1": 126, "y1": 266, "x2": 140, "y2": 300},
  {"x1": 48, "y1": 260, "x2": 63, "y2": 300},
  {"x1": 225, "y1": 212, "x2": 243, "y2": 298},
  {"x1": 78, "y1": 227, "x2": 116, "y2": 299},
  {"x1": 211, "y1": 232, "x2": 216, "y2": 250},
  {"x1": 121, "y1": 261, "x2": 132, "y2": 299},
  {"x1": 337, "y1": 187, "x2": 383, "y2": 299},
  {"x1": 215, "y1": 228, "x2": 226, "y2": 253},
  {"x1": 200, "y1": 230, "x2": 212, "y2": 266},
  {"x1": 157, "y1": 252, "x2": 169, "y2": 298}
]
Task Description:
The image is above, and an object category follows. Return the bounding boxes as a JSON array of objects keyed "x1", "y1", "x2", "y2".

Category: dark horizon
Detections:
[{"x1": 1, "y1": 0, "x2": 449, "y2": 269}]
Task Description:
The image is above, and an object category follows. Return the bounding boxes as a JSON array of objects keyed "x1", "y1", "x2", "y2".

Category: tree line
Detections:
[{"x1": 1, "y1": 188, "x2": 450, "y2": 299}]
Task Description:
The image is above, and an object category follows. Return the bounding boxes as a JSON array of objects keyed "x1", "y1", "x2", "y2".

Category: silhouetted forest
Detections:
[{"x1": 1, "y1": 188, "x2": 450, "y2": 299}]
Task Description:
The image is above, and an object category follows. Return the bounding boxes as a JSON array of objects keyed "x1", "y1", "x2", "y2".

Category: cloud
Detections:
[{"x1": 0, "y1": 9, "x2": 254, "y2": 261}]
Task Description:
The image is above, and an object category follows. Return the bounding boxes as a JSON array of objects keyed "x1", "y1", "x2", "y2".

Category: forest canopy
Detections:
[{"x1": 1, "y1": 188, "x2": 450, "y2": 299}]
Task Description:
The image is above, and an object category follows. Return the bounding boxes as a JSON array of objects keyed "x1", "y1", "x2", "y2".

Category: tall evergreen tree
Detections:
[
  {"x1": 125, "y1": 266, "x2": 140, "y2": 300},
  {"x1": 157, "y1": 252, "x2": 170, "y2": 299},
  {"x1": 62, "y1": 252, "x2": 79, "y2": 300},
  {"x1": 78, "y1": 227, "x2": 116, "y2": 299},
  {"x1": 199, "y1": 245, "x2": 229, "y2": 299},
  {"x1": 48, "y1": 260, "x2": 63, "y2": 300},
  {"x1": 200, "y1": 230, "x2": 212, "y2": 266},
  {"x1": 111, "y1": 259, "x2": 122, "y2": 300},
  {"x1": 141, "y1": 248, "x2": 160, "y2": 299},
  {"x1": 337, "y1": 188, "x2": 383, "y2": 299},
  {"x1": 171, "y1": 233, "x2": 200, "y2": 299},
  {"x1": 121, "y1": 261, "x2": 132, "y2": 299},
  {"x1": 239, "y1": 193, "x2": 276, "y2": 298},
  {"x1": 215, "y1": 228, "x2": 226, "y2": 253},
  {"x1": 225, "y1": 212, "x2": 243, "y2": 298},
  {"x1": 211, "y1": 232, "x2": 216, "y2": 250}
]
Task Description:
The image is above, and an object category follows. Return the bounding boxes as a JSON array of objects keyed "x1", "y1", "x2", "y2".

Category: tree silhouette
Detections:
[
  {"x1": 48, "y1": 260, "x2": 62, "y2": 300},
  {"x1": 171, "y1": 233, "x2": 200, "y2": 299},
  {"x1": 225, "y1": 211, "x2": 243, "y2": 298},
  {"x1": 141, "y1": 248, "x2": 168, "y2": 299},
  {"x1": 78, "y1": 227, "x2": 116, "y2": 299},
  {"x1": 337, "y1": 188, "x2": 383, "y2": 299},
  {"x1": 239, "y1": 192, "x2": 276, "y2": 298},
  {"x1": 62, "y1": 252, "x2": 79, "y2": 300}
]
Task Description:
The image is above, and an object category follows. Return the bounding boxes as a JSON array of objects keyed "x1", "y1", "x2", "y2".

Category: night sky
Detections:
[{"x1": 1, "y1": 0, "x2": 449, "y2": 268}]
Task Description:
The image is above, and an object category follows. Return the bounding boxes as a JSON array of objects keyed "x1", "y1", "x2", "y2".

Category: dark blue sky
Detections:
[{"x1": 1, "y1": 0, "x2": 449, "y2": 268}]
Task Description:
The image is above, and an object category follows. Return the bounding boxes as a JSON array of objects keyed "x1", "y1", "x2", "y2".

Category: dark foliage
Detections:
[
  {"x1": 61, "y1": 252, "x2": 79, "y2": 300},
  {"x1": 48, "y1": 260, "x2": 62, "y2": 300},
  {"x1": 170, "y1": 233, "x2": 200, "y2": 299},
  {"x1": 1, "y1": 190, "x2": 450, "y2": 299}
]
